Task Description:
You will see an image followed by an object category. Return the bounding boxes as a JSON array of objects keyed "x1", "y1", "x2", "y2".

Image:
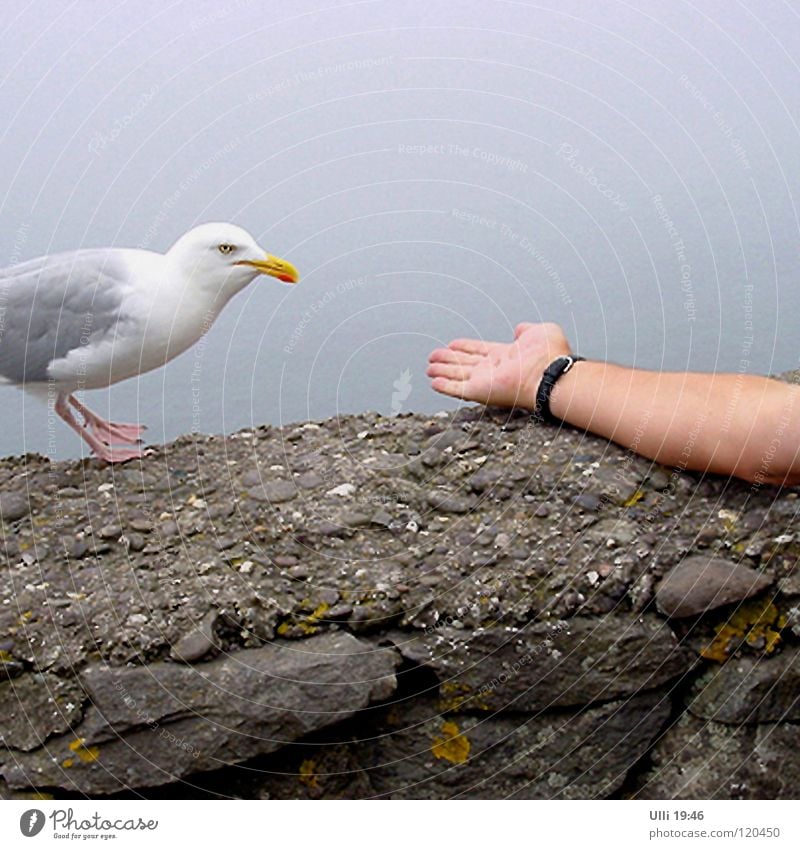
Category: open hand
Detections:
[{"x1": 426, "y1": 322, "x2": 572, "y2": 410}]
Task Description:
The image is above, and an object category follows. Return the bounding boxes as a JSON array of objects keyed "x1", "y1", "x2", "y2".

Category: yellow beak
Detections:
[{"x1": 237, "y1": 254, "x2": 300, "y2": 284}]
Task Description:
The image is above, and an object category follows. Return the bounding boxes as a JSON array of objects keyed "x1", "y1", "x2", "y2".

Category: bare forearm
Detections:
[{"x1": 550, "y1": 362, "x2": 800, "y2": 485}]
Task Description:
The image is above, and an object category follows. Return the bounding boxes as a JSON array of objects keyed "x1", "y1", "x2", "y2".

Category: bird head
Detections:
[{"x1": 167, "y1": 222, "x2": 299, "y2": 300}]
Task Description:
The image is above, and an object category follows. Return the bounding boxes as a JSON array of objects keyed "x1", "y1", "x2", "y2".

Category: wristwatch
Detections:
[{"x1": 533, "y1": 355, "x2": 585, "y2": 423}]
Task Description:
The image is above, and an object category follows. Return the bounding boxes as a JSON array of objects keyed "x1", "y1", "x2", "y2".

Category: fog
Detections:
[{"x1": 1, "y1": 0, "x2": 798, "y2": 458}]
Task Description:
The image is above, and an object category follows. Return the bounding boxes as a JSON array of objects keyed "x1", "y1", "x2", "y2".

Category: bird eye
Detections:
[{"x1": 218, "y1": 244, "x2": 236, "y2": 255}]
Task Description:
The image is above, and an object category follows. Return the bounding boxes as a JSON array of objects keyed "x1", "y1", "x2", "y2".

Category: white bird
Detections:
[{"x1": 0, "y1": 222, "x2": 299, "y2": 462}]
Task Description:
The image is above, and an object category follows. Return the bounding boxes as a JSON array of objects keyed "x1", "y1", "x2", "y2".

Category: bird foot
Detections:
[{"x1": 85, "y1": 419, "x2": 146, "y2": 446}]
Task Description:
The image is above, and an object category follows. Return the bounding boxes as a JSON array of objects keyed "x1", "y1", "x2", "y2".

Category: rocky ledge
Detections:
[{"x1": 1, "y1": 382, "x2": 799, "y2": 799}]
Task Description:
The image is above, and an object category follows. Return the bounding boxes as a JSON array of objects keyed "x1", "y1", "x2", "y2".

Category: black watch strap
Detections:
[{"x1": 533, "y1": 356, "x2": 585, "y2": 423}]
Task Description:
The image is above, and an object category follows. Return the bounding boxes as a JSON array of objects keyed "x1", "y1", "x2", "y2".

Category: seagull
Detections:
[{"x1": 0, "y1": 223, "x2": 299, "y2": 462}]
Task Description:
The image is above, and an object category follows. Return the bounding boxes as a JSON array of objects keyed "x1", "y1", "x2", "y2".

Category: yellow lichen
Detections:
[
  {"x1": 701, "y1": 598, "x2": 787, "y2": 663},
  {"x1": 431, "y1": 720, "x2": 470, "y2": 764},
  {"x1": 624, "y1": 489, "x2": 645, "y2": 508},
  {"x1": 61, "y1": 758, "x2": 74, "y2": 768},
  {"x1": 276, "y1": 602, "x2": 330, "y2": 637},
  {"x1": 68, "y1": 738, "x2": 100, "y2": 763},
  {"x1": 299, "y1": 759, "x2": 319, "y2": 789},
  {"x1": 438, "y1": 681, "x2": 493, "y2": 713},
  {"x1": 438, "y1": 681, "x2": 472, "y2": 712}
]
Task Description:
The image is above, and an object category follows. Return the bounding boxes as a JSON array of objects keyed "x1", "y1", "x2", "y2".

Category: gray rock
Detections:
[
  {"x1": 362, "y1": 690, "x2": 670, "y2": 799},
  {"x1": 1, "y1": 632, "x2": 399, "y2": 794},
  {"x1": 426, "y1": 491, "x2": 472, "y2": 514},
  {"x1": 574, "y1": 493, "x2": 602, "y2": 512},
  {"x1": 656, "y1": 555, "x2": 772, "y2": 618},
  {"x1": 469, "y1": 468, "x2": 503, "y2": 493},
  {"x1": 394, "y1": 614, "x2": 693, "y2": 712},
  {"x1": 241, "y1": 469, "x2": 262, "y2": 487},
  {"x1": 0, "y1": 658, "x2": 24, "y2": 680},
  {"x1": 688, "y1": 648, "x2": 800, "y2": 724},
  {"x1": 248, "y1": 480, "x2": 297, "y2": 503},
  {"x1": 634, "y1": 712, "x2": 800, "y2": 800},
  {"x1": 125, "y1": 532, "x2": 146, "y2": 552},
  {"x1": 0, "y1": 491, "x2": 30, "y2": 523},
  {"x1": 170, "y1": 611, "x2": 219, "y2": 663},
  {"x1": 2, "y1": 384, "x2": 800, "y2": 800},
  {"x1": 582, "y1": 518, "x2": 638, "y2": 546},
  {"x1": 0, "y1": 674, "x2": 85, "y2": 751}
]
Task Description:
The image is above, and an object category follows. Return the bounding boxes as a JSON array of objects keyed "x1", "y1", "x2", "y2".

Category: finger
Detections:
[
  {"x1": 428, "y1": 348, "x2": 482, "y2": 365},
  {"x1": 426, "y1": 362, "x2": 472, "y2": 381},
  {"x1": 448, "y1": 338, "x2": 491, "y2": 355},
  {"x1": 514, "y1": 322, "x2": 536, "y2": 339},
  {"x1": 430, "y1": 376, "x2": 468, "y2": 398}
]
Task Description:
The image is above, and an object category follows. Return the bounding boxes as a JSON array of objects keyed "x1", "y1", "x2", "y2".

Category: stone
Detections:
[
  {"x1": 248, "y1": 480, "x2": 297, "y2": 503},
  {"x1": 98, "y1": 524, "x2": 122, "y2": 540},
  {"x1": 362, "y1": 690, "x2": 670, "y2": 799},
  {"x1": 574, "y1": 493, "x2": 602, "y2": 512},
  {"x1": 656, "y1": 556, "x2": 772, "y2": 618},
  {"x1": 393, "y1": 614, "x2": 693, "y2": 712},
  {"x1": 582, "y1": 518, "x2": 638, "y2": 546},
  {"x1": 125, "y1": 532, "x2": 146, "y2": 552},
  {"x1": 426, "y1": 491, "x2": 472, "y2": 514},
  {"x1": 634, "y1": 712, "x2": 800, "y2": 800},
  {"x1": 468, "y1": 468, "x2": 503, "y2": 493},
  {"x1": 688, "y1": 647, "x2": 800, "y2": 724},
  {"x1": 1, "y1": 632, "x2": 400, "y2": 794},
  {"x1": 1, "y1": 380, "x2": 799, "y2": 800},
  {"x1": 0, "y1": 674, "x2": 85, "y2": 751},
  {"x1": 0, "y1": 491, "x2": 30, "y2": 523},
  {"x1": 170, "y1": 611, "x2": 219, "y2": 664},
  {"x1": 296, "y1": 472, "x2": 324, "y2": 489}
]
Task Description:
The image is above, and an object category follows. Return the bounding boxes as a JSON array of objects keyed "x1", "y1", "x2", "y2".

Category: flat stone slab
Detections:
[
  {"x1": 0, "y1": 674, "x2": 85, "y2": 751},
  {"x1": 361, "y1": 690, "x2": 671, "y2": 799},
  {"x1": 391, "y1": 613, "x2": 693, "y2": 712},
  {"x1": 656, "y1": 556, "x2": 772, "y2": 618},
  {"x1": 0, "y1": 632, "x2": 399, "y2": 794}
]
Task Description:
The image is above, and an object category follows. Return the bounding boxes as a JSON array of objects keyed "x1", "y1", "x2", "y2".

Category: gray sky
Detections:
[{"x1": 2, "y1": 0, "x2": 799, "y2": 458}]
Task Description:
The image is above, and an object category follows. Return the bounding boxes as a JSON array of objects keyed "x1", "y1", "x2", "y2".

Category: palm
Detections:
[{"x1": 427, "y1": 322, "x2": 572, "y2": 410}]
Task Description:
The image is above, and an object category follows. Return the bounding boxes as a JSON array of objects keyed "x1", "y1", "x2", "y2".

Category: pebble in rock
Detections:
[
  {"x1": 98, "y1": 524, "x2": 122, "y2": 540},
  {"x1": 0, "y1": 492, "x2": 30, "y2": 522},
  {"x1": 655, "y1": 555, "x2": 773, "y2": 618},
  {"x1": 574, "y1": 493, "x2": 602, "y2": 512},
  {"x1": 296, "y1": 472, "x2": 324, "y2": 490},
  {"x1": 469, "y1": 468, "x2": 502, "y2": 493},
  {"x1": 170, "y1": 611, "x2": 219, "y2": 663},
  {"x1": 426, "y1": 491, "x2": 472, "y2": 514},
  {"x1": 249, "y1": 480, "x2": 297, "y2": 503},
  {"x1": 125, "y1": 532, "x2": 146, "y2": 552}
]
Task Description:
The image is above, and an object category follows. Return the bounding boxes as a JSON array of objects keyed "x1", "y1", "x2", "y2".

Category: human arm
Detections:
[{"x1": 426, "y1": 322, "x2": 800, "y2": 486}]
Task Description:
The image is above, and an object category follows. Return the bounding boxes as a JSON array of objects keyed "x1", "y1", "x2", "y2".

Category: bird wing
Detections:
[{"x1": 0, "y1": 249, "x2": 134, "y2": 384}]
